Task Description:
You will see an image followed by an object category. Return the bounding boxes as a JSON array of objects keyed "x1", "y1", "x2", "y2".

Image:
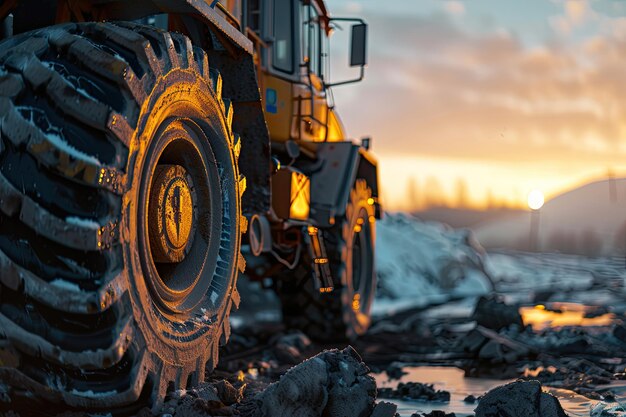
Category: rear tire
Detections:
[
  {"x1": 0, "y1": 22, "x2": 244, "y2": 411},
  {"x1": 279, "y1": 180, "x2": 376, "y2": 341}
]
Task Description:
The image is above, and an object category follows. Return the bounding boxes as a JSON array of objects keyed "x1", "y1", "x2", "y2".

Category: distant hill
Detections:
[
  {"x1": 473, "y1": 178, "x2": 626, "y2": 256},
  {"x1": 415, "y1": 206, "x2": 525, "y2": 229}
]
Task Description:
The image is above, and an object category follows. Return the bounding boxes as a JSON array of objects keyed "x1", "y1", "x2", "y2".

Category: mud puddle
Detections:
[
  {"x1": 520, "y1": 302, "x2": 616, "y2": 331},
  {"x1": 375, "y1": 366, "x2": 599, "y2": 416}
]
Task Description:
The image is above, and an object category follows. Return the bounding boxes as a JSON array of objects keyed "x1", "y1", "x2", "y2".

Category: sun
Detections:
[{"x1": 527, "y1": 189, "x2": 545, "y2": 210}]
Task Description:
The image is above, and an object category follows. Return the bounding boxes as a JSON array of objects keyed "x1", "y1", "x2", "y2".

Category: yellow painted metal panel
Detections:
[
  {"x1": 326, "y1": 109, "x2": 347, "y2": 142},
  {"x1": 263, "y1": 73, "x2": 293, "y2": 142}
]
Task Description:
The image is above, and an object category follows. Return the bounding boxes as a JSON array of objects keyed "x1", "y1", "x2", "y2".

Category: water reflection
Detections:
[
  {"x1": 374, "y1": 366, "x2": 597, "y2": 417},
  {"x1": 520, "y1": 303, "x2": 615, "y2": 331}
]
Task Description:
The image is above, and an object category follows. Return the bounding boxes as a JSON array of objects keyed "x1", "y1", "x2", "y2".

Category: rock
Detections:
[
  {"x1": 463, "y1": 394, "x2": 478, "y2": 403},
  {"x1": 193, "y1": 398, "x2": 236, "y2": 416},
  {"x1": 475, "y1": 380, "x2": 567, "y2": 417},
  {"x1": 273, "y1": 343, "x2": 302, "y2": 365},
  {"x1": 413, "y1": 412, "x2": 456, "y2": 417},
  {"x1": 240, "y1": 346, "x2": 376, "y2": 417},
  {"x1": 478, "y1": 339, "x2": 526, "y2": 364},
  {"x1": 385, "y1": 364, "x2": 408, "y2": 381},
  {"x1": 459, "y1": 329, "x2": 488, "y2": 355},
  {"x1": 273, "y1": 331, "x2": 312, "y2": 352},
  {"x1": 603, "y1": 392, "x2": 617, "y2": 402},
  {"x1": 0, "y1": 383, "x2": 10, "y2": 404},
  {"x1": 539, "y1": 391, "x2": 568, "y2": 416},
  {"x1": 154, "y1": 381, "x2": 236, "y2": 417},
  {"x1": 215, "y1": 380, "x2": 243, "y2": 406},
  {"x1": 195, "y1": 384, "x2": 222, "y2": 402},
  {"x1": 472, "y1": 296, "x2": 524, "y2": 331},
  {"x1": 591, "y1": 402, "x2": 626, "y2": 416},
  {"x1": 378, "y1": 382, "x2": 450, "y2": 402},
  {"x1": 613, "y1": 324, "x2": 626, "y2": 343},
  {"x1": 550, "y1": 335, "x2": 591, "y2": 354},
  {"x1": 269, "y1": 331, "x2": 313, "y2": 365},
  {"x1": 370, "y1": 401, "x2": 398, "y2": 417},
  {"x1": 474, "y1": 326, "x2": 531, "y2": 364}
]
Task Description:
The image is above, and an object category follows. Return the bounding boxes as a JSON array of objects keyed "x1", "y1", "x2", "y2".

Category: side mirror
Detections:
[
  {"x1": 350, "y1": 23, "x2": 367, "y2": 67},
  {"x1": 325, "y1": 18, "x2": 368, "y2": 88}
]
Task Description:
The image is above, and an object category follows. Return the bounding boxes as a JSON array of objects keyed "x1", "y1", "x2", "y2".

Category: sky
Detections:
[{"x1": 324, "y1": 0, "x2": 626, "y2": 211}]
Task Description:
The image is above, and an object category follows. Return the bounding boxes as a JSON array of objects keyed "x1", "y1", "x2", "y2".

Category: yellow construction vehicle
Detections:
[{"x1": 0, "y1": 0, "x2": 380, "y2": 411}]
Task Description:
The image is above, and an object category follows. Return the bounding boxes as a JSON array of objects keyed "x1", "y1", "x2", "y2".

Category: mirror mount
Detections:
[{"x1": 324, "y1": 17, "x2": 368, "y2": 88}]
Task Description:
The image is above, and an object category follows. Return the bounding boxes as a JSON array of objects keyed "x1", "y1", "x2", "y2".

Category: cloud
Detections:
[
  {"x1": 565, "y1": 0, "x2": 589, "y2": 25},
  {"x1": 324, "y1": 2, "x2": 626, "y2": 209},
  {"x1": 443, "y1": 1, "x2": 465, "y2": 16},
  {"x1": 332, "y1": 11, "x2": 626, "y2": 168},
  {"x1": 590, "y1": 0, "x2": 626, "y2": 17},
  {"x1": 344, "y1": 1, "x2": 362, "y2": 13},
  {"x1": 550, "y1": 0, "x2": 593, "y2": 35}
]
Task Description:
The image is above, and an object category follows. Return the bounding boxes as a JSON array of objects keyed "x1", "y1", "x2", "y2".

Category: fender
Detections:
[
  {"x1": 162, "y1": 0, "x2": 271, "y2": 217},
  {"x1": 308, "y1": 142, "x2": 382, "y2": 228}
]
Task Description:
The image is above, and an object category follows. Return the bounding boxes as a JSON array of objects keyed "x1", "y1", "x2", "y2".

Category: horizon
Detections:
[
  {"x1": 326, "y1": 0, "x2": 626, "y2": 211},
  {"x1": 391, "y1": 170, "x2": 625, "y2": 212}
]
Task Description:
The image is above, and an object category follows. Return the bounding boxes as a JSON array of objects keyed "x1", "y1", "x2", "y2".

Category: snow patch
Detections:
[
  {"x1": 42, "y1": 61, "x2": 102, "y2": 101},
  {"x1": 69, "y1": 389, "x2": 118, "y2": 398},
  {"x1": 66, "y1": 216, "x2": 100, "y2": 230},
  {"x1": 484, "y1": 251, "x2": 607, "y2": 304},
  {"x1": 58, "y1": 256, "x2": 92, "y2": 277},
  {"x1": 16, "y1": 106, "x2": 102, "y2": 166},
  {"x1": 45, "y1": 131, "x2": 102, "y2": 166},
  {"x1": 374, "y1": 213, "x2": 492, "y2": 315},
  {"x1": 50, "y1": 279, "x2": 82, "y2": 293}
]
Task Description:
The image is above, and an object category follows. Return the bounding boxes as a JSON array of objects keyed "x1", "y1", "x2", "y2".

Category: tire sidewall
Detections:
[
  {"x1": 340, "y1": 180, "x2": 376, "y2": 338},
  {"x1": 123, "y1": 68, "x2": 240, "y2": 363}
]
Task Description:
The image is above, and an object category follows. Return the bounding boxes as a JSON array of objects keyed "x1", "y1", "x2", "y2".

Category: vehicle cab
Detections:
[{"x1": 225, "y1": 0, "x2": 368, "y2": 145}]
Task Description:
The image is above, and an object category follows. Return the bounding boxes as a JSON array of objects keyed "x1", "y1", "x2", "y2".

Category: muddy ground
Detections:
[
  {"x1": 147, "y1": 251, "x2": 626, "y2": 417},
  {"x1": 4, "y1": 250, "x2": 626, "y2": 417}
]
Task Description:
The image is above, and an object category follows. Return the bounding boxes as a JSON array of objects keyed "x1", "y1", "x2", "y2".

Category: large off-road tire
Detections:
[
  {"x1": 0, "y1": 22, "x2": 244, "y2": 412},
  {"x1": 279, "y1": 180, "x2": 376, "y2": 341}
]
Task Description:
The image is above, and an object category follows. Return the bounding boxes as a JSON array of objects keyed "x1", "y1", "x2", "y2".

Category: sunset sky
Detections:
[{"x1": 325, "y1": 0, "x2": 626, "y2": 211}]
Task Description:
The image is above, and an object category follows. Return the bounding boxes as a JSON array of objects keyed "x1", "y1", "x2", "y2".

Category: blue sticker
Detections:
[{"x1": 266, "y1": 88, "x2": 278, "y2": 114}]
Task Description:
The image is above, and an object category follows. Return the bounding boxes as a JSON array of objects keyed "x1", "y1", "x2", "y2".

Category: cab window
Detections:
[
  {"x1": 301, "y1": 3, "x2": 321, "y2": 76},
  {"x1": 246, "y1": 0, "x2": 261, "y2": 35},
  {"x1": 273, "y1": 0, "x2": 294, "y2": 73}
]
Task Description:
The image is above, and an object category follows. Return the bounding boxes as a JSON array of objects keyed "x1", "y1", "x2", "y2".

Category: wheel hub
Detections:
[{"x1": 148, "y1": 165, "x2": 196, "y2": 263}]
